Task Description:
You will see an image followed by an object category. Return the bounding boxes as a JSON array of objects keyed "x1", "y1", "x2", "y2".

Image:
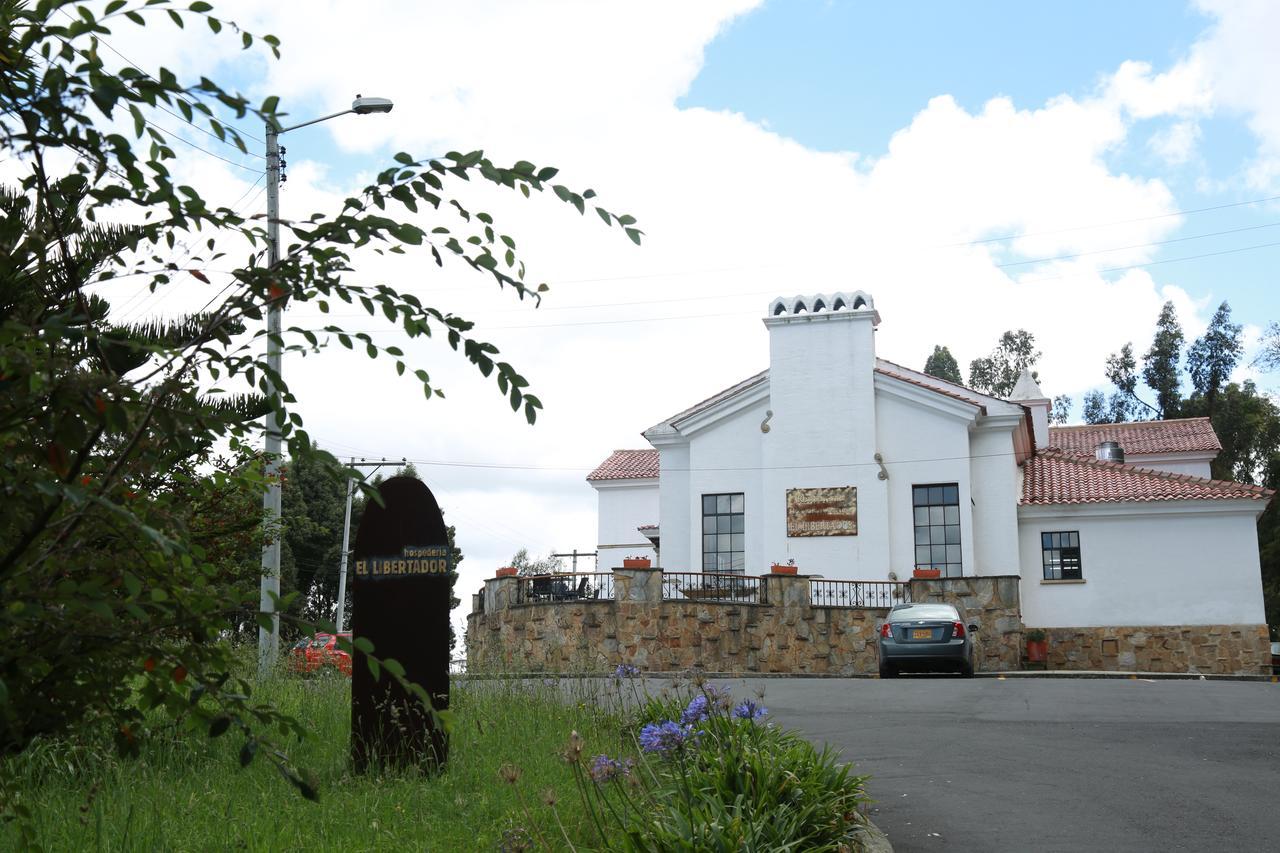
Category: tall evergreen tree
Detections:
[
  {"x1": 1143, "y1": 301, "x2": 1185, "y2": 418},
  {"x1": 968, "y1": 330, "x2": 1040, "y2": 398},
  {"x1": 923, "y1": 345, "x2": 962, "y2": 384},
  {"x1": 1186, "y1": 301, "x2": 1243, "y2": 418}
]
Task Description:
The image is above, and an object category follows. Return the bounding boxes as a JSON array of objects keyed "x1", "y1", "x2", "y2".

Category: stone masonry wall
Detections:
[
  {"x1": 1036, "y1": 624, "x2": 1271, "y2": 675},
  {"x1": 466, "y1": 571, "x2": 1023, "y2": 675}
]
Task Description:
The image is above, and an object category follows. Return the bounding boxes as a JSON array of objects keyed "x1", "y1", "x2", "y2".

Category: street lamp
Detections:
[{"x1": 258, "y1": 96, "x2": 394, "y2": 674}]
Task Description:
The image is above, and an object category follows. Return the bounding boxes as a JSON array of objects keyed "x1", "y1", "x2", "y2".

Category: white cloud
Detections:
[
  {"x1": 77, "y1": 0, "x2": 1280, "y2": 607},
  {"x1": 1149, "y1": 120, "x2": 1202, "y2": 166}
]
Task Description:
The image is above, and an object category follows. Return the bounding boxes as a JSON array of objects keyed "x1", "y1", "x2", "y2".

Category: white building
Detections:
[{"x1": 587, "y1": 292, "x2": 1271, "y2": 634}]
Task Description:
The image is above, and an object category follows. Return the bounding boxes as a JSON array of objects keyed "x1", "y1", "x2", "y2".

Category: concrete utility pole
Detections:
[
  {"x1": 334, "y1": 458, "x2": 401, "y2": 634},
  {"x1": 257, "y1": 96, "x2": 394, "y2": 674}
]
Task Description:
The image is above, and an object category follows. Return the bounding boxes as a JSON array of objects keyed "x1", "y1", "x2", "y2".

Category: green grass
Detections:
[{"x1": 3, "y1": 673, "x2": 627, "y2": 851}]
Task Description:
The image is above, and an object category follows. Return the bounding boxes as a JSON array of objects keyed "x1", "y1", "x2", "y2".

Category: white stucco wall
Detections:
[
  {"x1": 593, "y1": 480, "x2": 658, "y2": 570},
  {"x1": 875, "y1": 389, "x2": 976, "y2": 578},
  {"x1": 684, "y1": 399, "x2": 767, "y2": 572},
  {"x1": 1017, "y1": 502, "x2": 1267, "y2": 627},
  {"x1": 1124, "y1": 454, "x2": 1214, "y2": 479}
]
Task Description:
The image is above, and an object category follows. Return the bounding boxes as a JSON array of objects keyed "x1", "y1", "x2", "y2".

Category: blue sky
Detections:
[{"x1": 680, "y1": 0, "x2": 1277, "y2": 336}]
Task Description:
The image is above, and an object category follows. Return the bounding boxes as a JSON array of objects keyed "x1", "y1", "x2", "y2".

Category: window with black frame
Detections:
[
  {"x1": 1041, "y1": 531, "x2": 1082, "y2": 580},
  {"x1": 702, "y1": 493, "x2": 744, "y2": 574},
  {"x1": 912, "y1": 484, "x2": 962, "y2": 577}
]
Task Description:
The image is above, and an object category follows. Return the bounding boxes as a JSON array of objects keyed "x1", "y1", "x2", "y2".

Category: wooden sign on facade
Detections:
[
  {"x1": 350, "y1": 476, "x2": 452, "y2": 773},
  {"x1": 786, "y1": 486, "x2": 858, "y2": 536}
]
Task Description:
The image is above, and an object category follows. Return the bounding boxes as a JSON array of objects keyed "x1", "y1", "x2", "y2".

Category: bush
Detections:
[{"x1": 571, "y1": 678, "x2": 874, "y2": 852}]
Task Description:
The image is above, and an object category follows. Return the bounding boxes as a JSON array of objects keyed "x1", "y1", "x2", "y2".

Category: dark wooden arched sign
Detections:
[{"x1": 350, "y1": 476, "x2": 451, "y2": 772}]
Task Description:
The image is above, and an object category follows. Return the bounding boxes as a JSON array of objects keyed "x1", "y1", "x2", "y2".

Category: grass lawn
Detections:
[{"x1": 3, "y1": 674, "x2": 625, "y2": 851}]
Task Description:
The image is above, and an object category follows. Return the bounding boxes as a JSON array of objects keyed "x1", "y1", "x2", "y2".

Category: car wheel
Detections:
[
  {"x1": 960, "y1": 661, "x2": 974, "y2": 678},
  {"x1": 879, "y1": 664, "x2": 896, "y2": 679}
]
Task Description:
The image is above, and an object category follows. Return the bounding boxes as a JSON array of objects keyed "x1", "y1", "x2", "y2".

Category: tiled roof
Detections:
[
  {"x1": 1047, "y1": 418, "x2": 1220, "y2": 456},
  {"x1": 1021, "y1": 450, "x2": 1270, "y2": 505},
  {"x1": 586, "y1": 449, "x2": 659, "y2": 481}
]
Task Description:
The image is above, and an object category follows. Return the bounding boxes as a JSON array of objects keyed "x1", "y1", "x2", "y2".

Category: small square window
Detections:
[{"x1": 1042, "y1": 530, "x2": 1083, "y2": 580}]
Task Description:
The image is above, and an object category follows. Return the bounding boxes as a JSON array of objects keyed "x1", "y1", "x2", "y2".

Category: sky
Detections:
[{"x1": 70, "y1": 0, "x2": 1280, "y2": 643}]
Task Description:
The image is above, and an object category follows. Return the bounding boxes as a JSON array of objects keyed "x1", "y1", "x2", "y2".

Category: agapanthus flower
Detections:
[
  {"x1": 680, "y1": 694, "x2": 710, "y2": 724},
  {"x1": 732, "y1": 700, "x2": 768, "y2": 721},
  {"x1": 613, "y1": 664, "x2": 640, "y2": 679},
  {"x1": 588, "y1": 754, "x2": 626, "y2": 784},
  {"x1": 638, "y1": 720, "x2": 695, "y2": 755}
]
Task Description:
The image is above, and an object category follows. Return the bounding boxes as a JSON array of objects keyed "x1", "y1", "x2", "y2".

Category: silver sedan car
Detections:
[{"x1": 878, "y1": 602, "x2": 977, "y2": 677}]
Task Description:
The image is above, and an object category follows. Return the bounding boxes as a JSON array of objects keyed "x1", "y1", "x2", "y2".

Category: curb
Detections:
[
  {"x1": 854, "y1": 818, "x2": 894, "y2": 853},
  {"x1": 976, "y1": 669, "x2": 1278, "y2": 683},
  {"x1": 458, "y1": 669, "x2": 1278, "y2": 683}
]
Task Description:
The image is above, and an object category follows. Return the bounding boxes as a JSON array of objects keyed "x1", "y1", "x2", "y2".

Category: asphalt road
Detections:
[{"x1": 728, "y1": 676, "x2": 1280, "y2": 853}]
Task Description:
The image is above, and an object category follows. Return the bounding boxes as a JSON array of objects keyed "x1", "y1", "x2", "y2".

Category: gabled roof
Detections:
[
  {"x1": 1021, "y1": 450, "x2": 1270, "y2": 505},
  {"x1": 644, "y1": 360, "x2": 1022, "y2": 438},
  {"x1": 586, "y1": 449, "x2": 659, "y2": 482},
  {"x1": 1047, "y1": 418, "x2": 1221, "y2": 456}
]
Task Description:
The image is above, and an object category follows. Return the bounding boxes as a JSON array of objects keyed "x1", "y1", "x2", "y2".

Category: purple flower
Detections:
[
  {"x1": 732, "y1": 700, "x2": 768, "y2": 721},
  {"x1": 589, "y1": 754, "x2": 625, "y2": 784},
  {"x1": 613, "y1": 663, "x2": 640, "y2": 679},
  {"x1": 680, "y1": 694, "x2": 709, "y2": 725},
  {"x1": 639, "y1": 720, "x2": 695, "y2": 755}
]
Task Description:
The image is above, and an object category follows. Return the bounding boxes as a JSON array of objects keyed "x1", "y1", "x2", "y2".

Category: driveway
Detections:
[{"x1": 731, "y1": 676, "x2": 1280, "y2": 853}]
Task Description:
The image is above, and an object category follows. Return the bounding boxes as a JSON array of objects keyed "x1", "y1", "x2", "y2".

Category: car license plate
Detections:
[{"x1": 912, "y1": 629, "x2": 932, "y2": 640}]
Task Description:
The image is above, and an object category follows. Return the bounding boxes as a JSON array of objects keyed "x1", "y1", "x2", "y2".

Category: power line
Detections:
[{"x1": 995, "y1": 220, "x2": 1280, "y2": 269}]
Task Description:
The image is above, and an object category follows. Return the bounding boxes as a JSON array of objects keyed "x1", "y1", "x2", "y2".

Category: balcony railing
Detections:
[
  {"x1": 810, "y1": 579, "x2": 909, "y2": 609},
  {"x1": 515, "y1": 572, "x2": 615, "y2": 605},
  {"x1": 661, "y1": 572, "x2": 765, "y2": 604}
]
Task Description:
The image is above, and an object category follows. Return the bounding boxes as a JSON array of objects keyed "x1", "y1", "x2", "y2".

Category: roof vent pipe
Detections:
[{"x1": 1095, "y1": 441, "x2": 1124, "y2": 464}]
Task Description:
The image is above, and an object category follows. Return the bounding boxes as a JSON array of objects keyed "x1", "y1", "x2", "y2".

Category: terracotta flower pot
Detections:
[
  {"x1": 622, "y1": 557, "x2": 651, "y2": 569},
  {"x1": 770, "y1": 564, "x2": 798, "y2": 575},
  {"x1": 1026, "y1": 640, "x2": 1048, "y2": 662},
  {"x1": 913, "y1": 568, "x2": 941, "y2": 579},
  {"x1": 495, "y1": 566, "x2": 518, "y2": 578}
]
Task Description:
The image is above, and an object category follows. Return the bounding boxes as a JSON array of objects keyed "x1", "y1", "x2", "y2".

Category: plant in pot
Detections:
[
  {"x1": 770, "y1": 558, "x2": 798, "y2": 575},
  {"x1": 912, "y1": 567, "x2": 942, "y2": 579},
  {"x1": 621, "y1": 555, "x2": 651, "y2": 569},
  {"x1": 1025, "y1": 628, "x2": 1048, "y2": 663}
]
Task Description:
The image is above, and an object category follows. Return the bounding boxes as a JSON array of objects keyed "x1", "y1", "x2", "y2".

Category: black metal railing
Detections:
[
  {"x1": 809, "y1": 579, "x2": 909, "y2": 609},
  {"x1": 515, "y1": 572, "x2": 615, "y2": 605},
  {"x1": 661, "y1": 572, "x2": 765, "y2": 604}
]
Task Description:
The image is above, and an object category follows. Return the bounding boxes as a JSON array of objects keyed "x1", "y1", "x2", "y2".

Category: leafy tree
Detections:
[
  {"x1": 510, "y1": 547, "x2": 564, "y2": 576},
  {"x1": 1143, "y1": 301, "x2": 1185, "y2": 418},
  {"x1": 923, "y1": 345, "x2": 962, "y2": 384},
  {"x1": 1050, "y1": 395, "x2": 1072, "y2": 425},
  {"x1": 968, "y1": 330, "x2": 1040, "y2": 398},
  {"x1": 1185, "y1": 301, "x2": 1243, "y2": 418},
  {"x1": 280, "y1": 441, "x2": 347, "y2": 625},
  {"x1": 0, "y1": 0, "x2": 637, "y2": 803}
]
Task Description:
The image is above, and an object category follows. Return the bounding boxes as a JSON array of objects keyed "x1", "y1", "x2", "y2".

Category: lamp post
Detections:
[{"x1": 258, "y1": 96, "x2": 394, "y2": 674}]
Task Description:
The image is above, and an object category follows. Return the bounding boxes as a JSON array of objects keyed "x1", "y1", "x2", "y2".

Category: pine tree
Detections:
[{"x1": 923, "y1": 345, "x2": 962, "y2": 384}]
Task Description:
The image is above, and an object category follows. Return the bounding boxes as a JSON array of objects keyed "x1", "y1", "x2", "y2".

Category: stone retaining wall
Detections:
[
  {"x1": 1035, "y1": 624, "x2": 1271, "y2": 674},
  {"x1": 466, "y1": 571, "x2": 1024, "y2": 675}
]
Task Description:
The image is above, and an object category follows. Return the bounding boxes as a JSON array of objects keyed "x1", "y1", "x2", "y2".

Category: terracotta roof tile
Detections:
[
  {"x1": 1021, "y1": 450, "x2": 1270, "y2": 505},
  {"x1": 587, "y1": 449, "x2": 659, "y2": 482},
  {"x1": 1047, "y1": 418, "x2": 1220, "y2": 456}
]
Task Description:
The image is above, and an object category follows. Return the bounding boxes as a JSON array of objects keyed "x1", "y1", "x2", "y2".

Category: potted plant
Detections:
[
  {"x1": 912, "y1": 567, "x2": 941, "y2": 579},
  {"x1": 770, "y1": 558, "x2": 798, "y2": 575},
  {"x1": 495, "y1": 566, "x2": 518, "y2": 578},
  {"x1": 621, "y1": 556, "x2": 651, "y2": 569},
  {"x1": 1026, "y1": 628, "x2": 1048, "y2": 663}
]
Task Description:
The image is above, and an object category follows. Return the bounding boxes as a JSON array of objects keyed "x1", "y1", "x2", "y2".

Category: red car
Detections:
[{"x1": 287, "y1": 632, "x2": 352, "y2": 676}]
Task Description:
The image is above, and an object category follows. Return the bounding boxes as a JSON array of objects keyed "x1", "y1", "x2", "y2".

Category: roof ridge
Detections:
[
  {"x1": 1048, "y1": 416, "x2": 1213, "y2": 431},
  {"x1": 659, "y1": 368, "x2": 769, "y2": 428},
  {"x1": 874, "y1": 357, "x2": 1011, "y2": 403},
  {"x1": 1036, "y1": 448, "x2": 1272, "y2": 497}
]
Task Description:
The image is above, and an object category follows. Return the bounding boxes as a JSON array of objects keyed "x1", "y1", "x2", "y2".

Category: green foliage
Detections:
[
  {"x1": 0, "y1": 674, "x2": 623, "y2": 849},
  {"x1": 510, "y1": 546, "x2": 564, "y2": 576},
  {"x1": 968, "y1": 329, "x2": 1040, "y2": 398},
  {"x1": 1050, "y1": 395, "x2": 1072, "y2": 425},
  {"x1": 0, "y1": 0, "x2": 639, "y2": 811},
  {"x1": 1185, "y1": 301, "x2": 1243, "y2": 417},
  {"x1": 923, "y1": 344, "x2": 962, "y2": 384},
  {"x1": 579, "y1": 682, "x2": 874, "y2": 852},
  {"x1": 1143, "y1": 301, "x2": 1185, "y2": 418}
]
